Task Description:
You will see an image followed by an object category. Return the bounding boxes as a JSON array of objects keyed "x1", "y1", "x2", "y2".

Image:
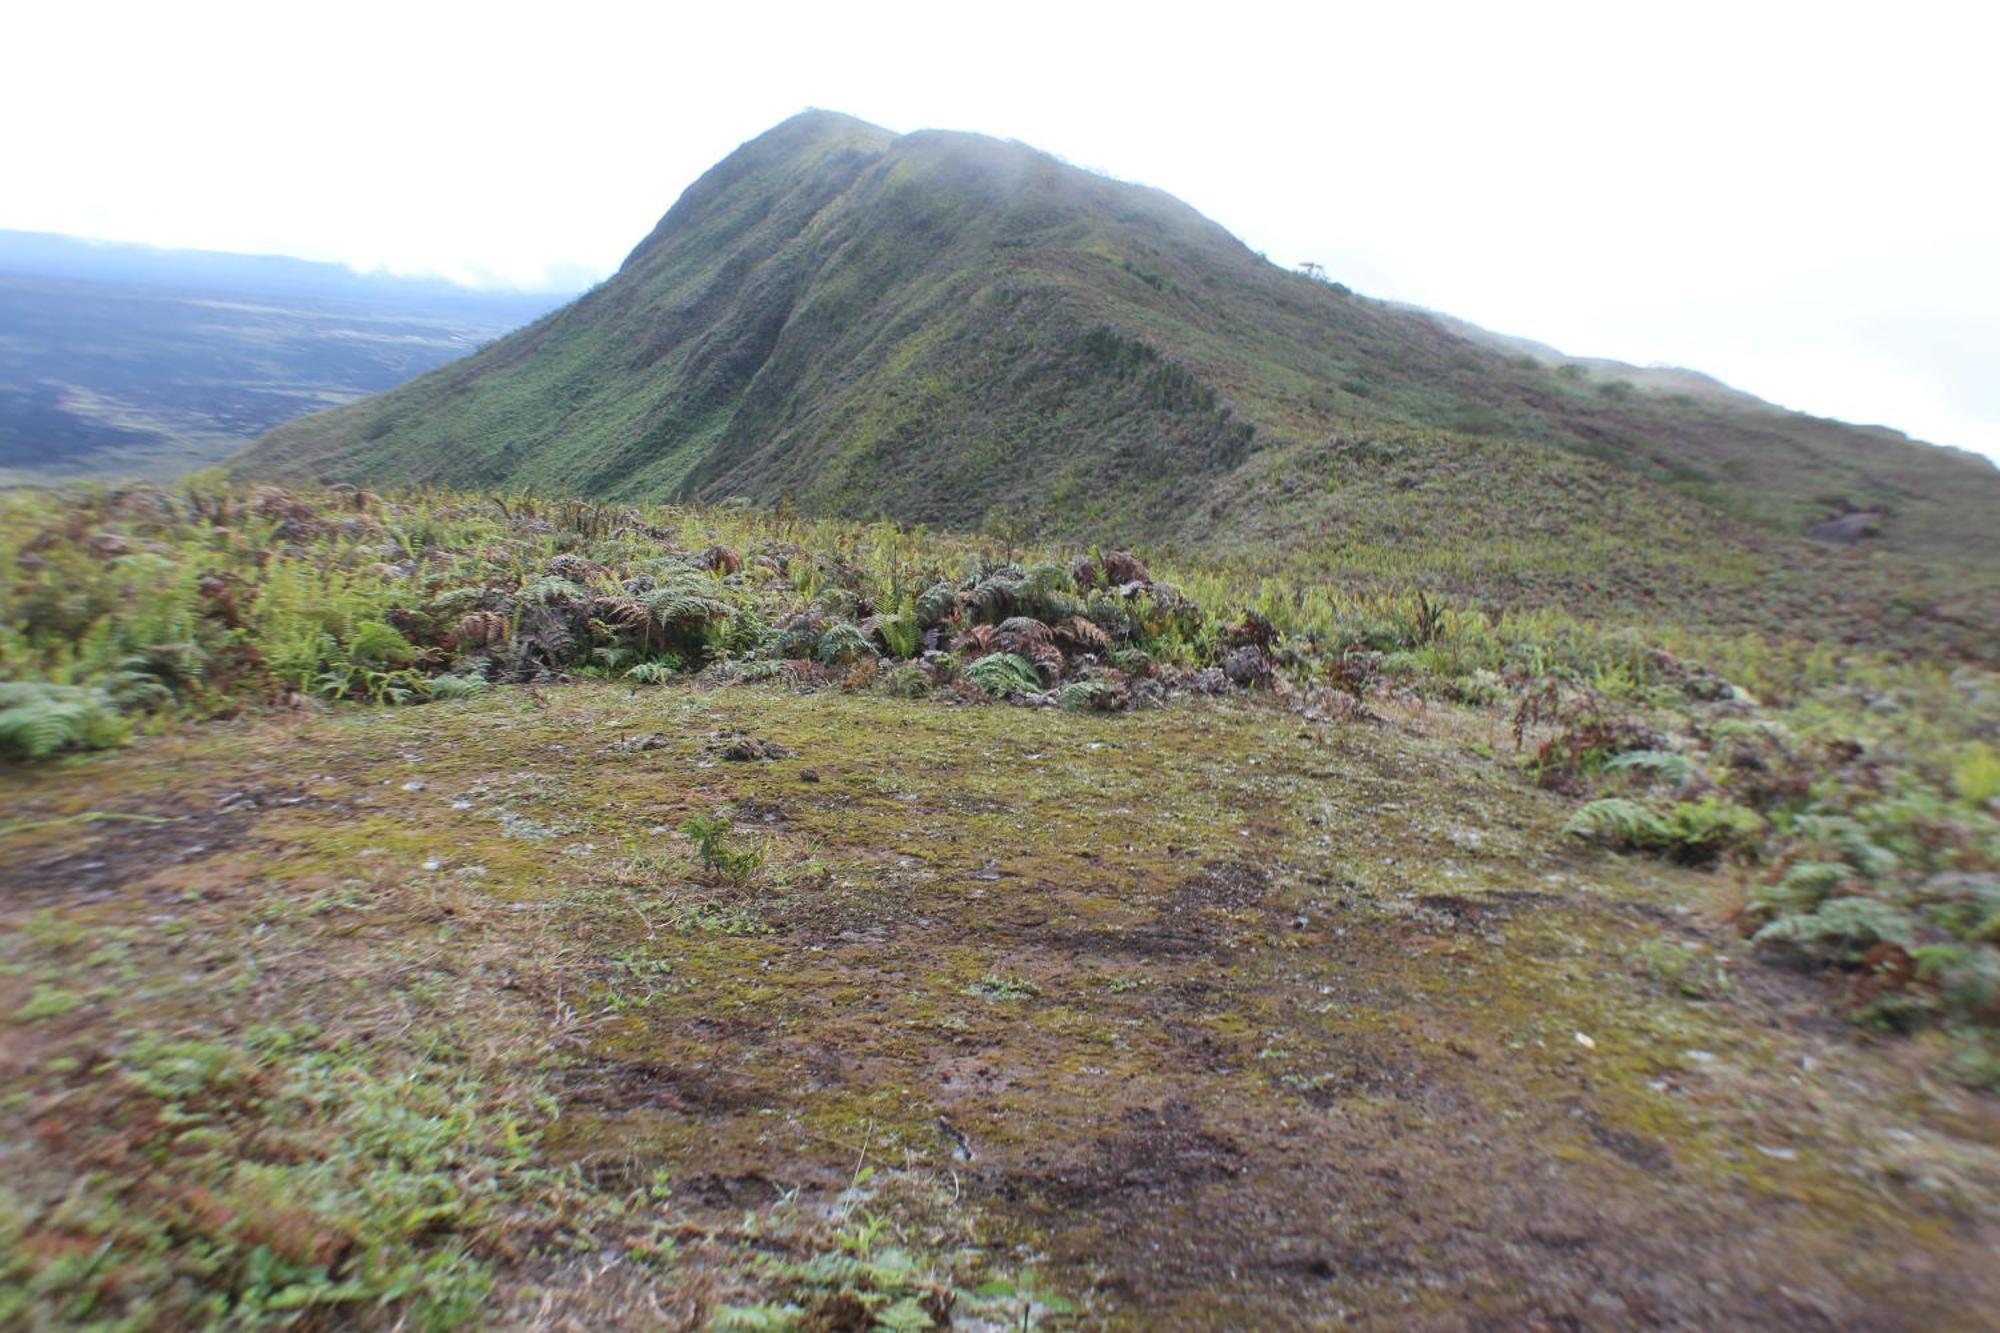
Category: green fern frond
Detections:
[
  {"x1": 639, "y1": 583, "x2": 729, "y2": 625},
  {"x1": 814, "y1": 621, "x2": 876, "y2": 666},
  {"x1": 1564, "y1": 798, "x2": 1669, "y2": 849},
  {"x1": 1754, "y1": 897, "x2": 1917, "y2": 950},
  {"x1": 0, "y1": 683, "x2": 130, "y2": 760},
  {"x1": 624, "y1": 661, "x2": 679, "y2": 685},
  {"x1": 518, "y1": 575, "x2": 589, "y2": 607},
  {"x1": 914, "y1": 580, "x2": 960, "y2": 626},
  {"x1": 1603, "y1": 749, "x2": 1697, "y2": 785},
  {"x1": 424, "y1": 673, "x2": 490, "y2": 701},
  {"x1": 964, "y1": 652, "x2": 1042, "y2": 696},
  {"x1": 1750, "y1": 861, "x2": 1846, "y2": 914}
]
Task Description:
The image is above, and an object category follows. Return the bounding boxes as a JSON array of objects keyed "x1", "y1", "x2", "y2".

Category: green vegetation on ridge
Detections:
[
  {"x1": 4, "y1": 475, "x2": 1996, "y2": 1049},
  {"x1": 237, "y1": 111, "x2": 2000, "y2": 644},
  {"x1": 4, "y1": 473, "x2": 2000, "y2": 1325}
]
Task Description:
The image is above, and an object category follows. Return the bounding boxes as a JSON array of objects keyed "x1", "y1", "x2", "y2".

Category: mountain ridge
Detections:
[{"x1": 238, "y1": 110, "x2": 2000, "y2": 618}]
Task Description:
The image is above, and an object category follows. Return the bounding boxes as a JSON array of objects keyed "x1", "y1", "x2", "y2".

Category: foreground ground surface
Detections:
[{"x1": 5, "y1": 684, "x2": 1997, "y2": 1328}]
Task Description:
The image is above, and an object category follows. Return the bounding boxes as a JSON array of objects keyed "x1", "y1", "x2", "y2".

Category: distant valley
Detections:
[{"x1": 0, "y1": 230, "x2": 575, "y2": 482}]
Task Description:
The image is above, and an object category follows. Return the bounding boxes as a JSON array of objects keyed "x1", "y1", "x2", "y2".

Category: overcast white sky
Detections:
[{"x1": 7, "y1": 0, "x2": 1998, "y2": 462}]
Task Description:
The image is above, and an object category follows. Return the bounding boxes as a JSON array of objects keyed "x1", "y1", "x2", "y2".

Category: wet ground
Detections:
[{"x1": 4, "y1": 685, "x2": 1996, "y2": 1328}]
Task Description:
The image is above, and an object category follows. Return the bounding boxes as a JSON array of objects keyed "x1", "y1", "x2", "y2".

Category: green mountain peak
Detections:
[{"x1": 237, "y1": 111, "x2": 2000, "y2": 642}]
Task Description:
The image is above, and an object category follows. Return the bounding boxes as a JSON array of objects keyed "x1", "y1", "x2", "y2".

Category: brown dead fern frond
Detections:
[
  {"x1": 952, "y1": 623, "x2": 999, "y2": 656},
  {"x1": 451, "y1": 610, "x2": 510, "y2": 649},
  {"x1": 1054, "y1": 616, "x2": 1111, "y2": 654},
  {"x1": 698, "y1": 545, "x2": 743, "y2": 576},
  {"x1": 997, "y1": 617, "x2": 1064, "y2": 678}
]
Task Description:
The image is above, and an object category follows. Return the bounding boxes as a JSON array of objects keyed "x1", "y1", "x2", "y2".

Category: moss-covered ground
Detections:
[{"x1": 6, "y1": 682, "x2": 1996, "y2": 1327}]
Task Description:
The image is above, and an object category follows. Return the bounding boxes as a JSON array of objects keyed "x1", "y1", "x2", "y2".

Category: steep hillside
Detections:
[{"x1": 239, "y1": 111, "x2": 2000, "y2": 613}]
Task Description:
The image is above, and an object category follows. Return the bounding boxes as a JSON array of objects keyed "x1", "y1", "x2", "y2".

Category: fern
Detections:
[
  {"x1": 1754, "y1": 897, "x2": 1918, "y2": 951},
  {"x1": 1658, "y1": 796, "x2": 1763, "y2": 858},
  {"x1": 863, "y1": 606, "x2": 922, "y2": 659},
  {"x1": 765, "y1": 610, "x2": 829, "y2": 660},
  {"x1": 1015, "y1": 562, "x2": 1081, "y2": 622},
  {"x1": 680, "y1": 815, "x2": 762, "y2": 882},
  {"x1": 0, "y1": 683, "x2": 131, "y2": 760},
  {"x1": 814, "y1": 620, "x2": 876, "y2": 666},
  {"x1": 1054, "y1": 616, "x2": 1111, "y2": 655},
  {"x1": 639, "y1": 580, "x2": 729, "y2": 627},
  {"x1": 345, "y1": 621, "x2": 415, "y2": 667},
  {"x1": 424, "y1": 673, "x2": 490, "y2": 701},
  {"x1": 105, "y1": 659, "x2": 178, "y2": 711},
  {"x1": 1568, "y1": 795, "x2": 1761, "y2": 862},
  {"x1": 1603, "y1": 749, "x2": 1697, "y2": 785},
  {"x1": 1564, "y1": 798, "x2": 1669, "y2": 850},
  {"x1": 450, "y1": 610, "x2": 509, "y2": 649},
  {"x1": 424, "y1": 586, "x2": 492, "y2": 614},
  {"x1": 1059, "y1": 680, "x2": 1105, "y2": 710},
  {"x1": 914, "y1": 580, "x2": 959, "y2": 626},
  {"x1": 624, "y1": 661, "x2": 679, "y2": 685},
  {"x1": 590, "y1": 644, "x2": 638, "y2": 673},
  {"x1": 517, "y1": 574, "x2": 589, "y2": 608},
  {"x1": 964, "y1": 653, "x2": 1042, "y2": 696},
  {"x1": 996, "y1": 617, "x2": 1064, "y2": 678},
  {"x1": 1788, "y1": 815, "x2": 1899, "y2": 877},
  {"x1": 1751, "y1": 861, "x2": 1847, "y2": 914},
  {"x1": 964, "y1": 566, "x2": 1024, "y2": 620}
]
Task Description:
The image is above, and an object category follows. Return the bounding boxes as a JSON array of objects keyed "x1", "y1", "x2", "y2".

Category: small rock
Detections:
[
  {"x1": 1573, "y1": 1032, "x2": 1596, "y2": 1050},
  {"x1": 799, "y1": 769, "x2": 820, "y2": 783}
]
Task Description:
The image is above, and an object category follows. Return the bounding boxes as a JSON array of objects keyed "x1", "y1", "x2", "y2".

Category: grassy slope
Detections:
[
  {"x1": 7, "y1": 684, "x2": 1999, "y2": 1327},
  {"x1": 5, "y1": 477, "x2": 1999, "y2": 1325},
  {"x1": 238, "y1": 113, "x2": 2000, "y2": 614}
]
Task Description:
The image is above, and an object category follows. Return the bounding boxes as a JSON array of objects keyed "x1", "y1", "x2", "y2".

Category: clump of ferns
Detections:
[
  {"x1": 595, "y1": 576, "x2": 734, "y2": 661},
  {"x1": 1051, "y1": 615, "x2": 1112, "y2": 657},
  {"x1": 424, "y1": 672, "x2": 491, "y2": 701},
  {"x1": 1059, "y1": 669, "x2": 1132, "y2": 712},
  {"x1": 1073, "y1": 548, "x2": 1151, "y2": 591},
  {"x1": 623, "y1": 660, "x2": 683, "y2": 686},
  {"x1": 767, "y1": 609, "x2": 832, "y2": 661},
  {"x1": 1565, "y1": 794, "x2": 1764, "y2": 866},
  {"x1": 913, "y1": 578, "x2": 962, "y2": 628},
  {"x1": 1600, "y1": 748, "x2": 1705, "y2": 793},
  {"x1": 449, "y1": 610, "x2": 511, "y2": 652},
  {"x1": 1015, "y1": 562, "x2": 1084, "y2": 623},
  {"x1": 994, "y1": 617, "x2": 1065, "y2": 678},
  {"x1": 814, "y1": 620, "x2": 877, "y2": 667},
  {"x1": 110, "y1": 642, "x2": 204, "y2": 711},
  {"x1": 516, "y1": 573, "x2": 591, "y2": 609},
  {"x1": 311, "y1": 622, "x2": 429, "y2": 705},
  {"x1": 963, "y1": 562, "x2": 1027, "y2": 623},
  {"x1": 964, "y1": 652, "x2": 1044, "y2": 697},
  {"x1": 862, "y1": 601, "x2": 922, "y2": 659},
  {"x1": 878, "y1": 661, "x2": 936, "y2": 699},
  {"x1": 0, "y1": 682, "x2": 132, "y2": 759},
  {"x1": 1126, "y1": 584, "x2": 1207, "y2": 651}
]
